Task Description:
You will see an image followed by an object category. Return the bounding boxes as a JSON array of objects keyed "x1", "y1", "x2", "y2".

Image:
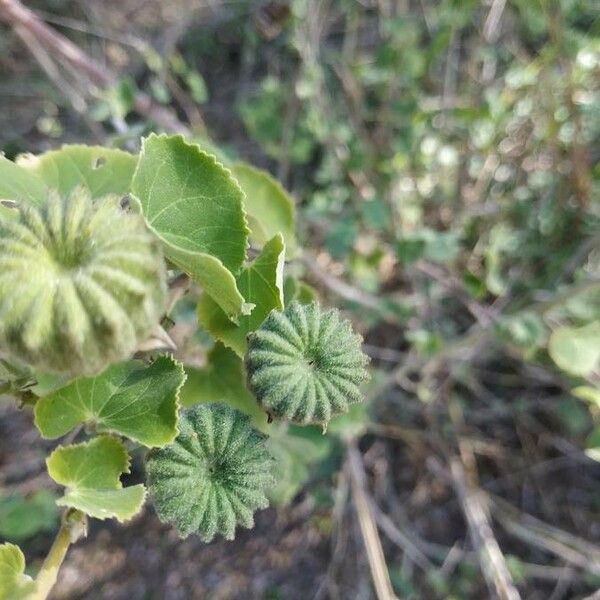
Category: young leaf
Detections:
[
  {"x1": 131, "y1": 135, "x2": 251, "y2": 319},
  {"x1": 46, "y1": 436, "x2": 146, "y2": 521},
  {"x1": 180, "y1": 343, "x2": 265, "y2": 427},
  {"x1": 232, "y1": 162, "x2": 297, "y2": 255},
  {"x1": 35, "y1": 356, "x2": 186, "y2": 447},
  {"x1": 0, "y1": 155, "x2": 46, "y2": 208},
  {"x1": 0, "y1": 543, "x2": 36, "y2": 600},
  {"x1": 16, "y1": 146, "x2": 137, "y2": 198},
  {"x1": 146, "y1": 403, "x2": 274, "y2": 541},
  {"x1": 548, "y1": 322, "x2": 600, "y2": 377},
  {"x1": 197, "y1": 234, "x2": 285, "y2": 356}
]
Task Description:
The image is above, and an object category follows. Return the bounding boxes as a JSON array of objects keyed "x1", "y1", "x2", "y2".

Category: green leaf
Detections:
[
  {"x1": 267, "y1": 425, "x2": 331, "y2": 505},
  {"x1": 0, "y1": 155, "x2": 46, "y2": 214},
  {"x1": 0, "y1": 543, "x2": 36, "y2": 600},
  {"x1": 17, "y1": 145, "x2": 137, "y2": 198},
  {"x1": 35, "y1": 356, "x2": 185, "y2": 448},
  {"x1": 283, "y1": 276, "x2": 318, "y2": 305},
  {"x1": 131, "y1": 134, "x2": 247, "y2": 271},
  {"x1": 0, "y1": 491, "x2": 59, "y2": 541},
  {"x1": 197, "y1": 234, "x2": 285, "y2": 356},
  {"x1": 46, "y1": 436, "x2": 146, "y2": 521},
  {"x1": 548, "y1": 322, "x2": 600, "y2": 377},
  {"x1": 131, "y1": 134, "x2": 250, "y2": 319},
  {"x1": 496, "y1": 312, "x2": 546, "y2": 353},
  {"x1": 232, "y1": 162, "x2": 297, "y2": 255},
  {"x1": 180, "y1": 343, "x2": 265, "y2": 427}
]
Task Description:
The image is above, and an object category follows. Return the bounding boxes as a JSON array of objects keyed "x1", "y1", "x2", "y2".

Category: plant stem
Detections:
[{"x1": 31, "y1": 509, "x2": 87, "y2": 600}]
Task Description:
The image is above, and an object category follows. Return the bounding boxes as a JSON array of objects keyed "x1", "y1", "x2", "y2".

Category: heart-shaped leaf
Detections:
[
  {"x1": 197, "y1": 234, "x2": 285, "y2": 356},
  {"x1": 17, "y1": 145, "x2": 137, "y2": 198},
  {"x1": 35, "y1": 356, "x2": 185, "y2": 447},
  {"x1": 0, "y1": 543, "x2": 36, "y2": 600},
  {"x1": 46, "y1": 436, "x2": 146, "y2": 521},
  {"x1": 131, "y1": 134, "x2": 251, "y2": 319}
]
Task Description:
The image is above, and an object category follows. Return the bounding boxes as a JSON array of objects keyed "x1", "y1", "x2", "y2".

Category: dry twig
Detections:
[
  {"x1": 0, "y1": 0, "x2": 189, "y2": 135},
  {"x1": 345, "y1": 439, "x2": 399, "y2": 600},
  {"x1": 449, "y1": 457, "x2": 522, "y2": 600}
]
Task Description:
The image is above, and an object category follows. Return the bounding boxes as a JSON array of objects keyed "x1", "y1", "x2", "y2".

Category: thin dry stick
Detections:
[
  {"x1": 483, "y1": 0, "x2": 507, "y2": 43},
  {"x1": 0, "y1": 0, "x2": 189, "y2": 135},
  {"x1": 490, "y1": 495, "x2": 600, "y2": 576},
  {"x1": 345, "y1": 439, "x2": 399, "y2": 600},
  {"x1": 300, "y1": 252, "x2": 399, "y2": 322},
  {"x1": 449, "y1": 457, "x2": 522, "y2": 600},
  {"x1": 371, "y1": 503, "x2": 435, "y2": 572}
]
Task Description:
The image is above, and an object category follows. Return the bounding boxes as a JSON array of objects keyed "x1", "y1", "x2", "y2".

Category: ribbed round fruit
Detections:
[
  {"x1": 245, "y1": 301, "x2": 370, "y2": 425},
  {"x1": 146, "y1": 403, "x2": 274, "y2": 541},
  {"x1": 0, "y1": 187, "x2": 166, "y2": 375}
]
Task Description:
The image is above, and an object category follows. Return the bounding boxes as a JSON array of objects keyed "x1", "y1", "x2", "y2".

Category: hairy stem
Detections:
[{"x1": 31, "y1": 509, "x2": 87, "y2": 600}]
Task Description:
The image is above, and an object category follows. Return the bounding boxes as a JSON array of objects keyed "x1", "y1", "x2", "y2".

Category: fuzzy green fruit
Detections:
[
  {"x1": 146, "y1": 403, "x2": 274, "y2": 541},
  {"x1": 0, "y1": 187, "x2": 166, "y2": 375},
  {"x1": 245, "y1": 301, "x2": 370, "y2": 425}
]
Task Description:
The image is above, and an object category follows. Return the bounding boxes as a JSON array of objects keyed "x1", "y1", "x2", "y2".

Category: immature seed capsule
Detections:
[
  {"x1": 245, "y1": 301, "x2": 370, "y2": 425},
  {"x1": 0, "y1": 187, "x2": 166, "y2": 375},
  {"x1": 146, "y1": 403, "x2": 274, "y2": 541}
]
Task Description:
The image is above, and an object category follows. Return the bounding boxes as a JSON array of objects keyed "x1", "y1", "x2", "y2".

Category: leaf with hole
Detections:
[
  {"x1": 35, "y1": 356, "x2": 185, "y2": 447},
  {"x1": 131, "y1": 134, "x2": 251, "y2": 320},
  {"x1": 46, "y1": 436, "x2": 146, "y2": 521},
  {"x1": 197, "y1": 234, "x2": 285, "y2": 356},
  {"x1": 17, "y1": 145, "x2": 137, "y2": 199}
]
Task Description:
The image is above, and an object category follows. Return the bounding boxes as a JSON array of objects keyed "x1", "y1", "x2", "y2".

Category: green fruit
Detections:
[
  {"x1": 146, "y1": 403, "x2": 274, "y2": 541},
  {"x1": 0, "y1": 187, "x2": 166, "y2": 375},
  {"x1": 245, "y1": 301, "x2": 370, "y2": 425}
]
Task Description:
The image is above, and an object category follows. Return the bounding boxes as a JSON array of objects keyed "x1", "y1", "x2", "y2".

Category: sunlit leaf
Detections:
[
  {"x1": 0, "y1": 543, "x2": 36, "y2": 600},
  {"x1": 46, "y1": 436, "x2": 146, "y2": 521},
  {"x1": 17, "y1": 145, "x2": 137, "y2": 198},
  {"x1": 131, "y1": 134, "x2": 250, "y2": 319},
  {"x1": 35, "y1": 356, "x2": 185, "y2": 447},
  {"x1": 0, "y1": 155, "x2": 46, "y2": 211}
]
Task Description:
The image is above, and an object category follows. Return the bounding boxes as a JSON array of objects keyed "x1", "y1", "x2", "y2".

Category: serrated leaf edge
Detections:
[
  {"x1": 47, "y1": 434, "x2": 147, "y2": 522},
  {"x1": 133, "y1": 133, "x2": 252, "y2": 273}
]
